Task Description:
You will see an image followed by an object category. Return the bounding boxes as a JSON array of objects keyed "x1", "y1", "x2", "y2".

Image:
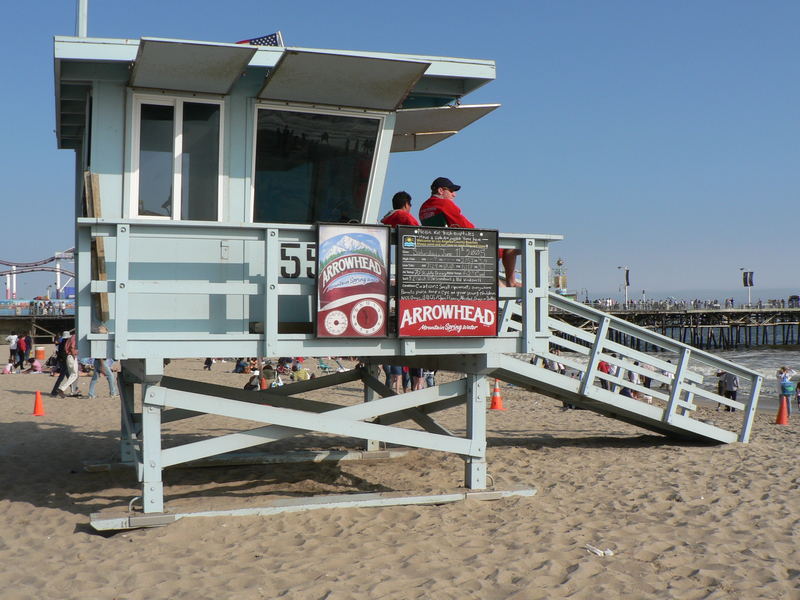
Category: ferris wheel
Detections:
[{"x1": 0, "y1": 248, "x2": 75, "y2": 299}]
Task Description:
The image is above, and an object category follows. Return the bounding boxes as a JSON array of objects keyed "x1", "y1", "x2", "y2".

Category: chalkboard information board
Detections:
[{"x1": 396, "y1": 226, "x2": 498, "y2": 337}]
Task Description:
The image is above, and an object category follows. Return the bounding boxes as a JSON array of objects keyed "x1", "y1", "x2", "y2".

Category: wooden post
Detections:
[
  {"x1": 464, "y1": 373, "x2": 487, "y2": 489},
  {"x1": 84, "y1": 171, "x2": 110, "y2": 325},
  {"x1": 364, "y1": 363, "x2": 381, "y2": 452}
]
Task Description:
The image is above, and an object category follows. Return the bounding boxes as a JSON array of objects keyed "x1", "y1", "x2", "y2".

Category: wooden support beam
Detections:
[{"x1": 84, "y1": 171, "x2": 109, "y2": 325}]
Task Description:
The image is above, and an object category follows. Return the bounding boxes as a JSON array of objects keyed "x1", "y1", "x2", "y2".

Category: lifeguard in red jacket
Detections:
[
  {"x1": 419, "y1": 177, "x2": 521, "y2": 287},
  {"x1": 380, "y1": 191, "x2": 420, "y2": 227}
]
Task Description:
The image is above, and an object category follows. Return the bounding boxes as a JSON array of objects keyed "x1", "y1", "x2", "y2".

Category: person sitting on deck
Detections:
[
  {"x1": 380, "y1": 191, "x2": 419, "y2": 227},
  {"x1": 418, "y1": 177, "x2": 521, "y2": 287}
]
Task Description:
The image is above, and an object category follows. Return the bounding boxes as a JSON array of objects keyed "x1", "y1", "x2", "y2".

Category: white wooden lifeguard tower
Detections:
[{"x1": 54, "y1": 28, "x2": 762, "y2": 530}]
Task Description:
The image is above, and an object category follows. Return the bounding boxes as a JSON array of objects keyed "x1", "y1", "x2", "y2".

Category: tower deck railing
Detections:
[{"x1": 76, "y1": 218, "x2": 562, "y2": 362}]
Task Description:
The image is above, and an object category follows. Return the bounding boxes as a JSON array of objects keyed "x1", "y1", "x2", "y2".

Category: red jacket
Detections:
[
  {"x1": 418, "y1": 196, "x2": 475, "y2": 229},
  {"x1": 380, "y1": 209, "x2": 420, "y2": 227}
]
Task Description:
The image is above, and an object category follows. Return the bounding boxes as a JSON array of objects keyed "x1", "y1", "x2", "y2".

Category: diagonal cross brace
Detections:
[
  {"x1": 360, "y1": 371, "x2": 455, "y2": 437},
  {"x1": 146, "y1": 383, "x2": 477, "y2": 468},
  {"x1": 161, "y1": 423, "x2": 306, "y2": 467}
]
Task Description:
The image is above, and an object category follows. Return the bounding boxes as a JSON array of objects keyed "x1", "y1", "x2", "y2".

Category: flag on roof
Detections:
[{"x1": 236, "y1": 31, "x2": 284, "y2": 46}]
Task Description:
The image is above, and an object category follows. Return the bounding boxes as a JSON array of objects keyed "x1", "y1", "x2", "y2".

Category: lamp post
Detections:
[
  {"x1": 617, "y1": 266, "x2": 629, "y2": 308},
  {"x1": 740, "y1": 267, "x2": 753, "y2": 307}
]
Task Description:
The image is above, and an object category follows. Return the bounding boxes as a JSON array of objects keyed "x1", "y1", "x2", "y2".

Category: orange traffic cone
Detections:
[
  {"x1": 490, "y1": 379, "x2": 506, "y2": 410},
  {"x1": 33, "y1": 390, "x2": 45, "y2": 417},
  {"x1": 776, "y1": 396, "x2": 789, "y2": 425}
]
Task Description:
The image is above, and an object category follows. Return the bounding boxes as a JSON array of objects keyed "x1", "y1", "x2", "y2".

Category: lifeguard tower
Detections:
[{"x1": 54, "y1": 30, "x2": 762, "y2": 530}]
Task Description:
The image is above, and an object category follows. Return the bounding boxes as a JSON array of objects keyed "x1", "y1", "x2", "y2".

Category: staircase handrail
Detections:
[
  {"x1": 549, "y1": 293, "x2": 761, "y2": 381},
  {"x1": 548, "y1": 292, "x2": 762, "y2": 442}
]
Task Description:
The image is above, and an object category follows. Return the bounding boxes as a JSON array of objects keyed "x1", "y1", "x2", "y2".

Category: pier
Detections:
[
  {"x1": 555, "y1": 302, "x2": 800, "y2": 350},
  {"x1": 0, "y1": 308, "x2": 74, "y2": 344}
]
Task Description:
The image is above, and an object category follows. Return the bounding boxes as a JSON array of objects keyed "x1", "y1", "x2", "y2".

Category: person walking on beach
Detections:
[
  {"x1": 423, "y1": 369, "x2": 436, "y2": 387},
  {"x1": 409, "y1": 367, "x2": 425, "y2": 391},
  {"x1": 794, "y1": 381, "x2": 800, "y2": 413},
  {"x1": 56, "y1": 332, "x2": 80, "y2": 399},
  {"x1": 50, "y1": 332, "x2": 70, "y2": 396},
  {"x1": 597, "y1": 358, "x2": 611, "y2": 390},
  {"x1": 720, "y1": 371, "x2": 740, "y2": 412},
  {"x1": 418, "y1": 177, "x2": 522, "y2": 287},
  {"x1": 5, "y1": 332, "x2": 18, "y2": 368},
  {"x1": 14, "y1": 333, "x2": 27, "y2": 371},
  {"x1": 606, "y1": 353, "x2": 619, "y2": 393},
  {"x1": 661, "y1": 360, "x2": 675, "y2": 390},
  {"x1": 22, "y1": 332, "x2": 32, "y2": 364},
  {"x1": 777, "y1": 366, "x2": 796, "y2": 416},
  {"x1": 88, "y1": 358, "x2": 118, "y2": 398},
  {"x1": 383, "y1": 365, "x2": 403, "y2": 393}
]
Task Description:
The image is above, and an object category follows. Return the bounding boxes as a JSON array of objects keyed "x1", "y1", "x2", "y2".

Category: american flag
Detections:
[{"x1": 236, "y1": 31, "x2": 283, "y2": 46}]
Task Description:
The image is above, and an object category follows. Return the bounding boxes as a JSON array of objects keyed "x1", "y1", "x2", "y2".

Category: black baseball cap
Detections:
[{"x1": 431, "y1": 177, "x2": 461, "y2": 192}]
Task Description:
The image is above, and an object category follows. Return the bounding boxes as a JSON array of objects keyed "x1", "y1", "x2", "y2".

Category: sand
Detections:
[{"x1": 1, "y1": 354, "x2": 798, "y2": 599}]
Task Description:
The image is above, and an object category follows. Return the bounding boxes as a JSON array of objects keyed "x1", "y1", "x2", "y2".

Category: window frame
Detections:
[
  {"x1": 249, "y1": 102, "x2": 389, "y2": 224},
  {"x1": 129, "y1": 93, "x2": 225, "y2": 221}
]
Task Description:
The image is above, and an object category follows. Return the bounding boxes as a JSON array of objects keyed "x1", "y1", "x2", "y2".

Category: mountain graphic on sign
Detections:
[{"x1": 320, "y1": 233, "x2": 384, "y2": 267}]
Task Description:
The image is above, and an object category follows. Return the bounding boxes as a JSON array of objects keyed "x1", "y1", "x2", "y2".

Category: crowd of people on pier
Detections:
[
  {"x1": 0, "y1": 299, "x2": 72, "y2": 317},
  {"x1": 28, "y1": 299, "x2": 71, "y2": 316},
  {"x1": 589, "y1": 297, "x2": 796, "y2": 312}
]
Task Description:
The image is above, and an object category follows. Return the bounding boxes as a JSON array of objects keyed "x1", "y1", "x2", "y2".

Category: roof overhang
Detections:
[
  {"x1": 53, "y1": 36, "x2": 497, "y2": 149},
  {"x1": 391, "y1": 132, "x2": 457, "y2": 153},
  {"x1": 258, "y1": 50, "x2": 429, "y2": 110},
  {"x1": 391, "y1": 104, "x2": 500, "y2": 152},
  {"x1": 129, "y1": 38, "x2": 257, "y2": 94}
]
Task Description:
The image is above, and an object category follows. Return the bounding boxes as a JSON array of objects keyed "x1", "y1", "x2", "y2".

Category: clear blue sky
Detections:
[{"x1": 1, "y1": 0, "x2": 798, "y2": 300}]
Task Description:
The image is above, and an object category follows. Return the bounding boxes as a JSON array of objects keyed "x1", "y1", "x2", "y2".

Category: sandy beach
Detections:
[{"x1": 1, "y1": 354, "x2": 798, "y2": 599}]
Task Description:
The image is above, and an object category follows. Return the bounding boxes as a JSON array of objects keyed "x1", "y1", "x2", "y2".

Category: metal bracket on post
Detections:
[
  {"x1": 119, "y1": 374, "x2": 137, "y2": 463},
  {"x1": 521, "y1": 238, "x2": 537, "y2": 354},
  {"x1": 141, "y1": 386, "x2": 165, "y2": 514},
  {"x1": 264, "y1": 229, "x2": 280, "y2": 358},
  {"x1": 114, "y1": 224, "x2": 130, "y2": 361},
  {"x1": 364, "y1": 363, "x2": 381, "y2": 452}
]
